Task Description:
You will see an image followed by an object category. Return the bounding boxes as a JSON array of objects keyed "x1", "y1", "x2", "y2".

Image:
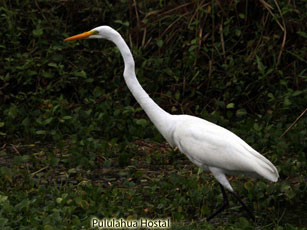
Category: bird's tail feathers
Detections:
[{"x1": 243, "y1": 145, "x2": 279, "y2": 182}]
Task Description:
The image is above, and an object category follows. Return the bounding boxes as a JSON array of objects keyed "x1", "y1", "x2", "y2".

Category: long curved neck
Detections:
[{"x1": 109, "y1": 31, "x2": 173, "y2": 141}]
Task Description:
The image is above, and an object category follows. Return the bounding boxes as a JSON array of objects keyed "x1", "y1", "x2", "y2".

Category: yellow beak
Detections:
[{"x1": 64, "y1": 30, "x2": 96, "y2": 41}]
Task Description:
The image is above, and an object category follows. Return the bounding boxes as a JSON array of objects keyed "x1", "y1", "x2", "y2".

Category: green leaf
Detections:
[
  {"x1": 48, "y1": 62, "x2": 58, "y2": 68},
  {"x1": 33, "y1": 27, "x2": 43, "y2": 37},
  {"x1": 292, "y1": 90, "x2": 303, "y2": 96},
  {"x1": 235, "y1": 29, "x2": 241, "y2": 37},
  {"x1": 135, "y1": 119, "x2": 148, "y2": 128},
  {"x1": 36, "y1": 130, "x2": 47, "y2": 135},
  {"x1": 114, "y1": 20, "x2": 129, "y2": 27},
  {"x1": 244, "y1": 181, "x2": 254, "y2": 191},
  {"x1": 0, "y1": 218, "x2": 8, "y2": 227},
  {"x1": 226, "y1": 103, "x2": 235, "y2": 109},
  {"x1": 0, "y1": 195, "x2": 8, "y2": 203},
  {"x1": 7, "y1": 104, "x2": 18, "y2": 119},
  {"x1": 157, "y1": 39, "x2": 163, "y2": 48},
  {"x1": 42, "y1": 71, "x2": 53, "y2": 78},
  {"x1": 73, "y1": 71, "x2": 87, "y2": 78},
  {"x1": 297, "y1": 31, "x2": 307, "y2": 38},
  {"x1": 256, "y1": 55, "x2": 265, "y2": 74},
  {"x1": 239, "y1": 13, "x2": 245, "y2": 19},
  {"x1": 44, "y1": 225, "x2": 55, "y2": 230},
  {"x1": 280, "y1": 183, "x2": 291, "y2": 192},
  {"x1": 43, "y1": 117, "x2": 53, "y2": 125},
  {"x1": 62, "y1": 116, "x2": 73, "y2": 120},
  {"x1": 56, "y1": 198, "x2": 63, "y2": 204},
  {"x1": 236, "y1": 108, "x2": 247, "y2": 117},
  {"x1": 175, "y1": 91, "x2": 180, "y2": 100},
  {"x1": 267, "y1": 92, "x2": 274, "y2": 99},
  {"x1": 284, "y1": 97, "x2": 291, "y2": 106}
]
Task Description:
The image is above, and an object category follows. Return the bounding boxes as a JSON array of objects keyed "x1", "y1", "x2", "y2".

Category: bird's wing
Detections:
[{"x1": 172, "y1": 117, "x2": 278, "y2": 181}]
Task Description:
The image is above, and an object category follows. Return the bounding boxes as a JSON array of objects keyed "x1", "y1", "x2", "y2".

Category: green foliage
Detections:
[{"x1": 0, "y1": 0, "x2": 306, "y2": 229}]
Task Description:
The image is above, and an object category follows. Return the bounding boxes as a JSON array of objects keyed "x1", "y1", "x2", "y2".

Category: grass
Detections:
[{"x1": 1, "y1": 133, "x2": 306, "y2": 229}]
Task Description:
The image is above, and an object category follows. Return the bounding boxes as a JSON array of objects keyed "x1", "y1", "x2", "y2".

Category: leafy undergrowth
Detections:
[{"x1": 0, "y1": 123, "x2": 306, "y2": 230}]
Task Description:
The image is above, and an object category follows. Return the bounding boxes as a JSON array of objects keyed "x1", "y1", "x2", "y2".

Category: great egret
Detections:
[{"x1": 64, "y1": 26, "x2": 279, "y2": 221}]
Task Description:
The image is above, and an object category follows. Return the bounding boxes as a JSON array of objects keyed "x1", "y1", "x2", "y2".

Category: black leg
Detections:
[
  {"x1": 231, "y1": 192, "x2": 255, "y2": 221},
  {"x1": 207, "y1": 184, "x2": 255, "y2": 221},
  {"x1": 207, "y1": 184, "x2": 229, "y2": 221}
]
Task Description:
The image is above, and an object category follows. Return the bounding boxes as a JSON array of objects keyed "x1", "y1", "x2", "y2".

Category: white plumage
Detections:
[
  {"x1": 65, "y1": 26, "x2": 279, "y2": 220},
  {"x1": 171, "y1": 115, "x2": 278, "y2": 192}
]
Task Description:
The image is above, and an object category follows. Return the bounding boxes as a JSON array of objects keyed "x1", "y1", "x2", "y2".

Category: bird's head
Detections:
[{"x1": 64, "y1": 26, "x2": 118, "y2": 42}]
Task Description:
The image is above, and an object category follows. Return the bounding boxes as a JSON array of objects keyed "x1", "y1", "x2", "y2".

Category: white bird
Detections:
[{"x1": 64, "y1": 26, "x2": 279, "y2": 220}]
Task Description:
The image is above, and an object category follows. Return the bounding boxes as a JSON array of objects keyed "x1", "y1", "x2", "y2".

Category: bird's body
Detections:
[
  {"x1": 65, "y1": 26, "x2": 279, "y2": 220},
  {"x1": 171, "y1": 114, "x2": 278, "y2": 191}
]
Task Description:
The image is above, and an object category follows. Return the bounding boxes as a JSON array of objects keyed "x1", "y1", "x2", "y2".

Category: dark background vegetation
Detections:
[{"x1": 0, "y1": 0, "x2": 306, "y2": 229}]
